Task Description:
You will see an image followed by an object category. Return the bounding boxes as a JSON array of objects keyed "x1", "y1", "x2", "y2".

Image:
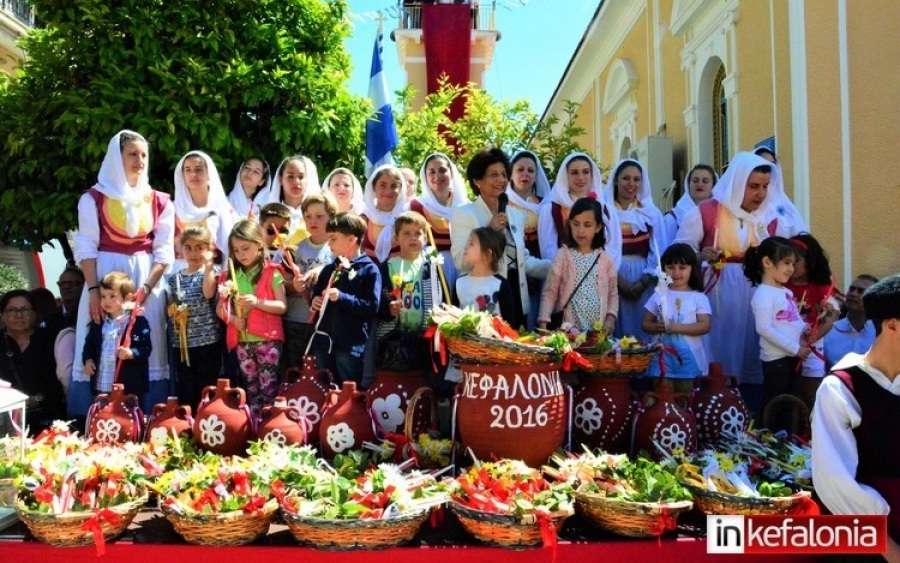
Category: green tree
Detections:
[{"x1": 0, "y1": 0, "x2": 367, "y2": 247}]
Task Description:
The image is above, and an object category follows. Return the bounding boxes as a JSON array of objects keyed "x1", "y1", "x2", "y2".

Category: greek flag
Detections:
[{"x1": 364, "y1": 23, "x2": 399, "y2": 178}]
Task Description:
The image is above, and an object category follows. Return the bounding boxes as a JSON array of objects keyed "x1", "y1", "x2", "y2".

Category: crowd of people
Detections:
[{"x1": 0, "y1": 130, "x2": 882, "y2": 439}]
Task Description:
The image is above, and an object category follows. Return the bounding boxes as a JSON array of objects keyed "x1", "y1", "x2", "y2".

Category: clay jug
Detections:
[
  {"x1": 193, "y1": 378, "x2": 254, "y2": 456},
  {"x1": 257, "y1": 397, "x2": 307, "y2": 446},
  {"x1": 572, "y1": 375, "x2": 638, "y2": 454},
  {"x1": 87, "y1": 383, "x2": 144, "y2": 444},
  {"x1": 455, "y1": 363, "x2": 567, "y2": 468},
  {"x1": 632, "y1": 378, "x2": 697, "y2": 459},
  {"x1": 278, "y1": 356, "x2": 334, "y2": 447},
  {"x1": 319, "y1": 381, "x2": 377, "y2": 458},
  {"x1": 145, "y1": 397, "x2": 193, "y2": 445},
  {"x1": 691, "y1": 363, "x2": 750, "y2": 446},
  {"x1": 366, "y1": 369, "x2": 430, "y2": 436}
]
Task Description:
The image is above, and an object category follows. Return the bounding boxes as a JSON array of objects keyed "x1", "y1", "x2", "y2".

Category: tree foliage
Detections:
[{"x1": 0, "y1": 0, "x2": 368, "y2": 247}]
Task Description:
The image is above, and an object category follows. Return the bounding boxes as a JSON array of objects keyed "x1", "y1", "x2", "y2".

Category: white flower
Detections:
[
  {"x1": 93, "y1": 418, "x2": 122, "y2": 443},
  {"x1": 348, "y1": 268, "x2": 358, "y2": 280},
  {"x1": 149, "y1": 426, "x2": 169, "y2": 448},
  {"x1": 326, "y1": 422, "x2": 355, "y2": 453},
  {"x1": 719, "y1": 405, "x2": 746, "y2": 436},
  {"x1": 217, "y1": 280, "x2": 236, "y2": 298},
  {"x1": 573, "y1": 398, "x2": 603, "y2": 435},
  {"x1": 658, "y1": 423, "x2": 688, "y2": 452},
  {"x1": 371, "y1": 394, "x2": 405, "y2": 433},
  {"x1": 429, "y1": 252, "x2": 445, "y2": 265},
  {"x1": 199, "y1": 414, "x2": 226, "y2": 447},
  {"x1": 338, "y1": 257, "x2": 351, "y2": 270},
  {"x1": 261, "y1": 428, "x2": 288, "y2": 446},
  {"x1": 287, "y1": 396, "x2": 321, "y2": 427}
]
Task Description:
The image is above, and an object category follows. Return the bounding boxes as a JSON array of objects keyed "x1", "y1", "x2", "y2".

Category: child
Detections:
[
  {"x1": 376, "y1": 211, "x2": 443, "y2": 372},
  {"x1": 83, "y1": 271, "x2": 152, "y2": 403},
  {"x1": 217, "y1": 219, "x2": 287, "y2": 417},
  {"x1": 269, "y1": 155, "x2": 320, "y2": 246},
  {"x1": 228, "y1": 157, "x2": 270, "y2": 217},
  {"x1": 744, "y1": 236, "x2": 810, "y2": 426},
  {"x1": 258, "y1": 202, "x2": 292, "y2": 263},
  {"x1": 309, "y1": 212, "x2": 381, "y2": 384},
  {"x1": 361, "y1": 165, "x2": 407, "y2": 264},
  {"x1": 166, "y1": 226, "x2": 221, "y2": 407},
  {"x1": 323, "y1": 167, "x2": 364, "y2": 214},
  {"x1": 641, "y1": 243, "x2": 712, "y2": 394},
  {"x1": 785, "y1": 232, "x2": 839, "y2": 408},
  {"x1": 280, "y1": 192, "x2": 337, "y2": 373},
  {"x1": 538, "y1": 198, "x2": 618, "y2": 335},
  {"x1": 454, "y1": 226, "x2": 515, "y2": 321}
]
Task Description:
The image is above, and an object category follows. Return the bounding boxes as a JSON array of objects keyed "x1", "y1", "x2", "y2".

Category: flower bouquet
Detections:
[
  {"x1": 13, "y1": 423, "x2": 150, "y2": 553},
  {"x1": 566, "y1": 323, "x2": 660, "y2": 376},
  {"x1": 544, "y1": 449, "x2": 692, "y2": 537},
  {"x1": 153, "y1": 452, "x2": 278, "y2": 546},
  {"x1": 446, "y1": 458, "x2": 574, "y2": 548},
  {"x1": 275, "y1": 457, "x2": 449, "y2": 550}
]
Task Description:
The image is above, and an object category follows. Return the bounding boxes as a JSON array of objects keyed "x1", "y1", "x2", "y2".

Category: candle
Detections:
[
  {"x1": 175, "y1": 272, "x2": 181, "y2": 300},
  {"x1": 712, "y1": 227, "x2": 719, "y2": 251}
]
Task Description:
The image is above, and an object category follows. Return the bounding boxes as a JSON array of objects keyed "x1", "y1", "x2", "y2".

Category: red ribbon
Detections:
[
  {"x1": 430, "y1": 506, "x2": 445, "y2": 528},
  {"x1": 80, "y1": 508, "x2": 122, "y2": 557},
  {"x1": 537, "y1": 511, "x2": 559, "y2": 563},
  {"x1": 656, "y1": 345, "x2": 681, "y2": 377},
  {"x1": 562, "y1": 349, "x2": 591, "y2": 372},
  {"x1": 787, "y1": 495, "x2": 821, "y2": 516},
  {"x1": 648, "y1": 505, "x2": 677, "y2": 545},
  {"x1": 114, "y1": 287, "x2": 146, "y2": 384}
]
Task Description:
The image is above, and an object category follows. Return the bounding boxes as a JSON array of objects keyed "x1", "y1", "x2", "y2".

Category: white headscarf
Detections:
[
  {"x1": 549, "y1": 152, "x2": 605, "y2": 208},
  {"x1": 322, "y1": 168, "x2": 365, "y2": 214},
  {"x1": 670, "y1": 165, "x2": 719, "y2": 226},
  {"x1": 603, "y1": 158, "x2": 659, "y2": 235},
  {"x1": 712, "y1": 151, "x2": 777, "y2": 230},
  {"x1": 415, "y1": 152, "x2": 469, "y2": 220},
  {"x1": 174, "y1": 150, "x2": 233, "y2": 252},
  {"x1": 95, "y1": 130, "x2": 152, "y2": 238},
  {"x1": 363, "y1": 165, "x2": 408, "y2": 262},
  {"x1": 505, "y1": 150, "x2": 550, "y2": 215},
  {"x1": 759, "y1": 159, "x2": 807, "y2": 235},
  {"x1": 268, "y1": 155, "x2": 321, "y2": 206},
  {"x1": 228, "y1": 158, "x2": 271, "y2": 218}
]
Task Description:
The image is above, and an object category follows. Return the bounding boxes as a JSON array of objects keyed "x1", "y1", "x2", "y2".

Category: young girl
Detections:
[
  {"x1": 785, "y1": 232, "x2": 839, "y2": 408},
  {"x1": 228, "y1": 157, "x2": 271, "y2": 218},
  {"x1": 361, "y1": 165, "x2": 407, "y2": 264},
  {"x1": 323, "y1": 167, "x2": 364, "y2": 214},
  {"x1": 166, "y1": 226, "x2": 221, "y2": 407},
  {"x1": 453, "y1": 227, "x2": 515, "y2": 321},
  {"x1": 268, "y1": 155, "x2": 320, "y2": 246},
  {"x1": 217, "y1": 219, "x2": 287, "y2": 417},
  {"x1": 641, "y1": 243, "x2": 712, "y2": 394},
  {"x1": 538, "y1": 197, "x2": 618, "y2": 335},
  {"x1": 173, "y1": 150, "x2": 234, "y2": 268},
  {"x1": 744, "y1": 236, "x2": 810, "y2": 423}
]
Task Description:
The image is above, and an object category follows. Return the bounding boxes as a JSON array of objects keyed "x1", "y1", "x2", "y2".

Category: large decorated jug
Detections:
[
  {"x1": 455, "y1": 363, "x2": 568, "y2": 468},
  {"x1": 257, "y1": 397, "x2": 307, "y2": 446},
  {"x1": 278, "y1": 356, "x2": 334, "y2": 447},
  {"x1": 145, "y1": 397, "x2": 193, "y2": 446},
  {"x1": 87, "y1": 383, "x2": 144, "y2": 444},
  {"x1": 691, "y1": 362, "x2": 750, "y2": 446},
  {"x1": 193, "y1": 378, "x2": 254, "y2": 456},
  {"x1": 571, "y1": 375, "x2": 637, "y2": 454},
  {"x1": 366, "y1": 369, "x2": 430, "y2": 436},
  {"x1": 632, "y1": 378, "x2": 697, "y2": 458},
  {"x1": 319, "y1": 381, "x2": 377, "y2": 458}
]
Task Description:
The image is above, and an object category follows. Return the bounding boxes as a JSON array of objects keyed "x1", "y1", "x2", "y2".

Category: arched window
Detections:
[{"x1": 712, "y1": 65, "x2": 729, "y2": 172}]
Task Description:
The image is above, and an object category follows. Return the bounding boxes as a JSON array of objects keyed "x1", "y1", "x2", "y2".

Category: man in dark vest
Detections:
[{"x1": 812, "y1": 273, "x2": 900, "y2": 562}]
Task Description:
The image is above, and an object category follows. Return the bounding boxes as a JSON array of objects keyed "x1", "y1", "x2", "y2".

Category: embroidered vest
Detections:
[
  {"x1": 698, "y1": 199, "x2": 777, "y2": 258},
  {"x1": 88, "y1": 188, "x2": 168, "y2": 254},
  {"x1": 409, "y1": 200, "x2": 451, "y2": 251}
]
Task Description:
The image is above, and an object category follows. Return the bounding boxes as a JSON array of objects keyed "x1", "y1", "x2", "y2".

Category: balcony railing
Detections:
[
  {"x1": 398, "y1": 1, "x2": 495, "y2": 32},
  {"x1": 1, "y1": 0, "x2": 35, "y2": 27}
]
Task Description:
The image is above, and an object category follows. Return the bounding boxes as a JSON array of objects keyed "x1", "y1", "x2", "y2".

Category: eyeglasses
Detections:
[
  {"x1": 847, "y1": 285, "x2": 867, "y2": 294},
  {"x1": 57, "y1": 281, "x2": 84, "y2": 288},
  {"x1": 3, "y1": 306, "x2": 34, "y2": 316}
]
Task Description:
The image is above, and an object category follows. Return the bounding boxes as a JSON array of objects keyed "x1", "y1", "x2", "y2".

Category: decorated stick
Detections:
[
  {"x1": 425, "y1": 224, "x2": 451, "y2": 305},
  {"x1": 229, "y1": 258, "x2": 245, "y2": 340},
  {"x1": 304, "y1": 240, "x2": 358, "y2": 355},
  {"x1": 113, "y1": 286, "x2": 146, "y2": 384}
]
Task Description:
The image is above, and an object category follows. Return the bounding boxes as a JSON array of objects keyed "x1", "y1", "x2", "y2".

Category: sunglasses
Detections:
[
  {"x1": 847, "y1": 285, "x2": 867, "y2": 295},
  {"x1": 267, "y1": 225, "x2": 290, "y2": 236}
]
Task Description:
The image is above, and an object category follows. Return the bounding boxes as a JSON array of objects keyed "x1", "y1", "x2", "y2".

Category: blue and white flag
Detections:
[{"x1": 365, "y1": 23, "x2": 399, "y2": 178}]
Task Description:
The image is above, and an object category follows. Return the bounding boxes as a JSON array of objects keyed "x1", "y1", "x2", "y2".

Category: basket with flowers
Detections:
[
  {"x1": 446, "y1": 458, "x2": 574, "y2": 548},
  {"x1": 568, "y1": 323, "x2": 660, "y2": 376}
]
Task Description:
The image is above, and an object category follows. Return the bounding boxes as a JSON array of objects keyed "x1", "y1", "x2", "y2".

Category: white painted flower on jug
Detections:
[
  {"x1": 288, "y1": 396, "x2": 321, "y2": 427},
  {"x1": 199, "y1": 414, "x2": 226, "y2": 447},
  {"x1": 326, "y1": 422, "x2": 355, "y2": 453},
  {"x1": 262, "y1": 428, "x2": 288, "y2": 446},
  {"x1": 658, "y1": 423, "x2": 688, "y2": 452},
  {"x1": 371, "y1": 394, "x2": 405, "y2": 433},
  {"x1": 149, "y1": 426, "x2": 169, "y2": 448},
  {"x1": 94, "y1": 418, "x2": 122, "y2": 443},
  {"x1": 574, "y1": 398, "x2": 603, "y2": 434},
  {"x1": 720, "y1": 405, "x2": 745, "y2": 436}
]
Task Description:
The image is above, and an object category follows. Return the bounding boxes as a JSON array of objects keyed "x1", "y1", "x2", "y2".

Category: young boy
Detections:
[
  {"x1": 259, "y1": 202, "x2": 292, "y2": 260},
  {"x1": 83, "y1": 271, "x2": 152, "y2": 403},
  {"x1": 280, "y1": 192, "x2": 337, "y2": 373},
  {"x1": 310, "y1": 212, "x2": 381, "y2": 384}
]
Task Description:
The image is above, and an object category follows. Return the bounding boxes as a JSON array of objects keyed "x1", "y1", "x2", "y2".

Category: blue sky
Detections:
[{"x1": 344, "y1": 0, "x2": 598, "y2": 116}]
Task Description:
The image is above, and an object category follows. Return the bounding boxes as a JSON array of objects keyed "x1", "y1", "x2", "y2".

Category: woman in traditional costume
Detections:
[{"x1": 173, "y1": 150, "x2": 235, "y2": 268}]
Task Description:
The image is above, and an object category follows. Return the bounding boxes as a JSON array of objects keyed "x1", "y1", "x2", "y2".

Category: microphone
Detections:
[{"x1": 497, "y1": 193, "x2": 508, "y2": 215}]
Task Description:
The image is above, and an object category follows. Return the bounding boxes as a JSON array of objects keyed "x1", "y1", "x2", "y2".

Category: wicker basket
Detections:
[
  {"x1": 161, "y1": 498, "x2": 278, "y2": 546},
  {"x1": 450, "y1": 501, "x2": 573, "y2": 547},
  {"x1": 576, "y1": 345, "x2": 659, "y2": 376},
  {"x1": 445, "y1": 333, "x2": 557, "y2": 366},
  {"x1": 15, "y1": 492, "x2": 148, "y2": 547},
  {"x1": 683, "y1": 482, "x2": 811, "y2": 515},
  {"x1": 0, "y1": 478, "x2": 15, "y2": 508},
  {"x1": 574, "y1": 492, "x2": 693, "y2": 537},
  {"x1": 281, "y1": 508, "x2": 429, "y2": 550}
]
